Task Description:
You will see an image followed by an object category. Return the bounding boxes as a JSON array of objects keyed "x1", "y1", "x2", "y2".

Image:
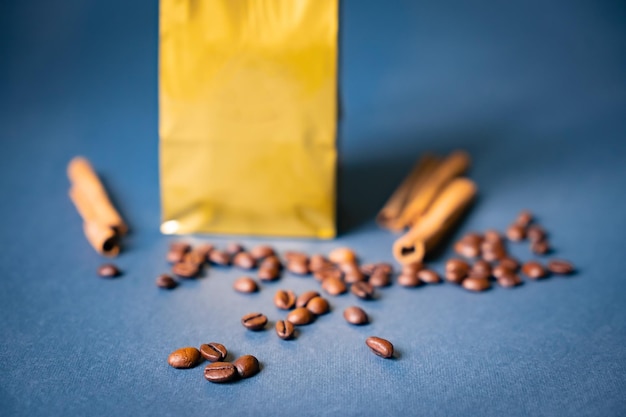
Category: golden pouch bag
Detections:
[{"x1": 159, "y1": 0, "x2": 338, "y2": 238}]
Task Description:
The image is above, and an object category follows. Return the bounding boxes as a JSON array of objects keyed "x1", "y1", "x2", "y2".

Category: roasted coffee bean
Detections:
[
  {"x1": 515, "y1": 210, "x2": 533, "y2": 228},
  {"x1": 499, "y1": 257, "x2": 520, "y2": 272},
  {"x1": 397, "y1": 273, "x2": 422, "y2": 287},
  {"x1": 295, "y1": 290, "x2": 320, "y2": 308},
  {"x1": 401, "y1": 263, "x2": 423, "y2": 276},
  {"x1": 351, "y1": 281, "x2": 375, "y2": 299},
  {"x1": 258, "y1": 266, "x2": 280, "y2": 281},
  {"x1": 166, "y1": 242, "x2": 191, "y2": 263},
  {"x1": 233, "y1": 276, "x2": 258, "y2": 293},
  {"x1": 284, "y1": 251, "x2": 308, "y2": 263},
  {"x1": 275, "y1": 319, "x2": 295, "y2": 339},
  {"x1": 97, "y1": 264, "x2": 121, "y2": 278},
  {"x1": 344, "y1": 269, "x2": 366, "y2": 284},
  {"x1": 531, "y1": 240, "x2": 550, "y2": 255},
  {"x1": 454, "y1": 240, "x2": 481, "y2": 258},
  {"x1": 168, "y1": 347, "x2": 201, "y2": 369},
  {"x1": 309, "y1": 254, "x2": 331, "y2": 272},
  {"x1": 194, "y1": 243, "x2": 214, "y2": 258},
  {"x1": 417, "y1": 269, "x2": 441, "y2": 284},
  {"x1": 482, "y1": 245, "x2": 507, "y2": 262},
  {"x1": 375, "y1": 263, "x2": 393, "y2": 275},
  {"x1": 497, "y1": 273, "x2": 522, "y2": 288},
  {"x1": 225, "y1": 242, "x2": 244, "y2": 255},
  {"x1": 156, "y1": 274, "x2": 178, "y2": 289},
  {"x1": 287, "y1": 259, "x2": 309, "y2": 275},
  {"x1": 522, "y1": 261, "x2": 547, "y2": 279},
  {"x1": 506, "y1": 224, "x2": 526, "y2": 241},
  {"x1": 204, "y1": 362, "x2": 237, "y2": 383},
  {"x1": 462, "y1": 277, "x2": 491, "y2": 292},
  {"x1": 328, "y1": 247, "x2": 356, "y2": 264},
  {"x1": 321, "y1": 276, "x2": 347, "y2": 296},
  {"x1": 233, "y1": 252, "x2": 256, "y2": 270},
  {"x1": 369, "y1": 271, "x2": 392, "y2": 287},
  {"x1": 241, "y1": 312, "x2": 268, "y2": 330},
  {"x1": 313, "y1": 265, "x2": 342, "y2": 282},
  {"x1": 208, "y1": 250, "x2": 231, "y2": 266},
  {"x1": 360, "y1": 263, "x2": 378, "y2": 276},
  {"x1": 199, "y1": 343, "x2": 227, "y2": 362},
  {"x1": 365, "y1": 336, "x2": 394, "y2": 359},
  {"x1": 547, "y1": 259, "x2": 575, "y2": 275},
  {"x1": 287, "y1": 307, "x2": 314, "y2": 325},
  {"x1": 445, "y1": 258, "x2": 470, "y2": 283},
  {"x1": 492, "y1": 264, "x2": 511, "y2": 279},
  {"x1": 527, "y1": 225, "x2": 546, "y2": 243},
  {"x1": 343, "y1": 306, "x2": 369, "y2": 325},
  {"x1": 261, "y1": 255, "x2": 282, "y2": 270},
  {"x1": 306, "y1": 297, "x2": 330, "y2": 315},
  {"x1": 471, "y1": 260, "x2": 492, "y2": 279},
  {"x1": 274, "y1": 290, "x2": 296, "y2": 310},
  {"x1": 483, "y1": 229, "x2": 502, "y2": 243},
  {"x1": 250, "y1": 245, "x2": 275, "y2": 260},
  {"x1": 233, "y1": 355, "x2": 260, "y2": 378},
  {"x1": 183, "y1": 249, "x2": 207, "y2": 265},
  {"x1": 171, "y1": 262, "x2": 199, "y2": 278}
]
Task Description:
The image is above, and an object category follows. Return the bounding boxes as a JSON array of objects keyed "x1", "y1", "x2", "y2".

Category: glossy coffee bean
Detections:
[
  {"x1": 445, "y1": 258, "x2": 470, "y2": 283},
  {"x1": 194, "y1": 243, "x2": 214, "y2": 258},
  {"x1": 209, "y1": 250, "x2": 231, "y2": 266},
  {"x1": 499, "y1": 257, "x2": 519, "y2": 272},
  {"x1": 328, "y1": 247, "x2": 356, "y2": 264},
  {"x1": 284, "y1": 251, "x2": 308, "y2": 263},
  {"x1": 321, "y1": 277, "x2": 347, "y2": 296},
  {"x1": 241, "y1": 312, "x2": 268, "y2": 330},
  {"x1": 397, "y1": 273, "x2": 422, "y2": 287},
  {"x1": 527, "y1": 225, "x2": 546, "y2": 242},
  {"x1": 497, "y1": 273, "x2": 522, "y2": 288},
  {"x1": 401, "y1": 262, "x2": 422, "y2": 276},
  {"x1": 275, "y1": 320, "x2": 295, "y2": 340},
  {"x1": 515, "y1": 210, "x2": 533, "y2": 228},
  {"x1": 260, "y1": 255, "x2": 282, "y2": 270},
  {"x1": 522, "y1": 261, "x2": 547, "y2": 279},
  {"x1": 156, "y1": 274, "x2": 178, "y2": 289},
  {"x1": 483, "y1": 229, "x2": 502, "y2": 243},
  {"x1": 454, "y1": 240, "x2": 481, "y2": 259},
  {"x1": 306, "y1": 297, "x2": 330, "y2": 315},
  {"x1": 343, "y1": 306, "x2": 368, "y2": 325},
  {"x1": 309, "y1": 254, "x2": 331, "y2": 272},
  {"x1": 233, "y1": 252, "x2": 256, "y2": 270},
  {"x1": 199, "y1": 343, "x2": 227, "y2": 362},
  {"x1": 233, "y1": 355, "x2": 260, "y2": 378},
  {"x1": 295, "y1": 291, "x2": 320, "y2": 308},
  {"x1": 171, "y1": 262, "x2": 199, "y2": 278},
  {"x1": 492, "y1": 264, "x2": 513, "y2": 279},
  {"x1": 531, "y1": 240, "x2": 550, "y2": 255},
  {"x1": 250, "y1": 245, "x2": 275, "y2": 260},
  {"x1": 313, "y1": 265, "x2": 342, "y2": 282},
  {"x1": 258, "y1": 265, "x2": 280, "y2": 281},
  {"x1": 166, "y1": 242, "x2": 190, "y2": 263},
  {"x1": 274, "y1": 290, "x2": 296, "y2": 310},
  {"x1": 547, "y1": 259, "x2": 575, "y2": 275},
  {"x1": 365, "y1": 336, "x2": 394, "y2": 359},
  {"x1": 184, "y1": 249, "x2": 207, "y2": 265},
  {"x1": 462, "y1": 277, "x2": 491, "y2": 292},
  {"x1": 287, "y1": 259, "x2": 309, "y2": 275},
  {"x1": 482, "y1": 246, "x2": 507, "y2": 262},
  {"x1": 471, "y1": 260, "x2": 492, "y2": 278},
  {"x1": 506, "y1": 224, "x2": 526, "y2": 241},
  {"x1": 287, "y1": 307, "x2": 314, "y2": 325},
  {"x1": 168, "y1": 347, "x2": 201, "y2": 369},
  {"x1": 369, "y1": 271, "x2": 392, "y2": 287},
  {"x1": 351, "y1": 281, "x2": 375, "y2": 299},
  {"x1": 204, "y1": 362, "x2": 237, "y2": 383},
  {"x1": 233, "y1": 276, "x2": 258, "y2": 293},
  {"x1": 225, "y1": 242, "x2": 244, "y2": 255},
  {"x1": 98, "y1": 264, "x2": 120, "y2": 278},
  {"x1": 417, "y1": 269, "x2": 441, "y2": 284}
]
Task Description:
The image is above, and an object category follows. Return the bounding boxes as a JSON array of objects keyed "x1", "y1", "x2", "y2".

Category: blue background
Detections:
[{"x1": 1, "y1": 0, "x2": 626, "y2": 416}]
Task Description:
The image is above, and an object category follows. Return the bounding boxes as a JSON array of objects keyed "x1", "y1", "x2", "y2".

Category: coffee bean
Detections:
[
  {"x1": 481, "y1": 244, "x2": 507, "y2": 262},
  {"x1": 499, "y1": 257, "x2": 520, "y2": 272},
  {"x1": 287, "y1": 258, "x2": 309, "y2": 275},
  {"x1": 445, "y1": 258, "x2": 469, "y2": 283},
  {"x1": 483, "y1": 229, "x2": 502, "y2": 243},
  {"x1": 328, "y1": 247, "x2": 356, "y2": 264},
  {"x1": 171, "y1": 262, "x2": 199, "y2": 278},
  {"x1": 342, "y1": 262, "x2": 365, "y2": 283},
  {"x1": 369, "y1": 271, "x2": 392, "y2": 287},
  {"x1": 454, "y1": 240, "x2": 481, "y2": 259},
  {"x1": 183, "y1": 249, "x2": 207, "y2": 266},
  {"x1": 375, "y1": 263, "x2": 393, "y2": 275},
  {"x1": 274, "y1": 290, "x2": 296, "y2": 310},
  {"x1": 295, "y1": 290, "x2": 320, "y2": 308},
  {"x1": 547, "y1": 259, "x2": 575, "y2": 275},
  {"x1": 397, "y1": 273, "x2": 422, "y2": 287},
  {"x1": 515, "y1": 210, "x2": 533, "y2": 228},
  {"x1": 471, "y1": 260, "x2": 492, "y2": 279},
  {"x1": 506, "y1": 224, "x2": 526, "y2": 241},
  {"x1": 156, "y1": 274, "x2": 178, "y2": 289},
  {"x1": 462, "y1": 277, "x2": 491, "y2": 292},
  {"x1": 306, "y1": 297, "x2": 330, "y2": 315},
  {"x1": 287, "y1": 307, "x2": 314, "y2": 325},
  {"x1": 166, "y1": 242, "x2": 190, "y2": 263},
  {"x1": 360, "y1": 263, "x2": 378, "y2": 276},
  {"x1": 417, "y1": 269, "x2": 441, "y2": 284},
  {"x1": 497, "y1": 273, "x2": 522, "y2": 288},
  {"x1": 531, "y1": 240, "x2": 550, "y2": 255},
  {"x1": 321, "y1": 276, "x2": 347, "y2": 296},
  {"x1": 343, "y1": 306, "x2": 369, "y2": 325},
  {"x1": 527, "y1": 225, "x2": 546, "y2": 243},
  {"x1": 309, "y1": 254, "x2": 331, "y2": 272},
  {"x1": 250, "y1": 245, "x2": 275, "y2": 260},
  {"x1": 258, "y1": 265, "x2": 280, "y2": 281},
  {"x1": 199, "y1": 343, "x2": 227, "y2": 362},
  {"x1": 233, "y1": 252, "x2": 256, "y2": 270},
  {"x1": 98, "y1": 263, "x2": 120, "y2": 278},
  {"x1": 241, "y1": 312, "x2": 268, "y2": 330},
  {"x1": 233, "y1": 355, "x2": 260, "y2": 378},
  {"x1": 492, "y1": 264, "x2": 511, "y2": 279},
  {"x1": 208, "y1": 250, "x2": 231, "y2": 266},
  {"x1": 194, "y1": 243, "x2": 214, "y2": 258},
  {"x1": 365, "y1": 336, "x2": 393, "y2": 359},
  {"x1": 275, "y1": 320, "x2": 295, "y2": 339},
  {"x1": 168, "y1": 347, "x2": 201, "y2": 369},
  {"x1": 284, "y1": 251, "x2": 308, "y2": 263},
  {"x1": 401, "y1": 263, "x2": 422, "y2": 276},
  {"x1": 351, "y1": 281, "x2": 375, "y2": 299},
  {"x1": 204, "y1": 362, "x2": 237, "y2": 383},
  {"x1": 225, "y1": 242, "x2": 244, "y2": 255},
  {"x1": 314, "y1": 265, "x2": 342, "y2": 282},
  {"x1": 233, "y1": 277, "x2": 258, "y2": 293},
  {"x1": 522, "y1": 261, "x2": 547, "y2": 279},
  {"x1": 260, "y1": 255, "x2": 282, "y2": 270}
]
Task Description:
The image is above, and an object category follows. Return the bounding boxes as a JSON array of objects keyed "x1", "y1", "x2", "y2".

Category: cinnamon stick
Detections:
[
  {"x1": 67, "y1": 157, "x2": 126, "y2": 256},
  {"x1": 392, "y1": 177, "x2": 476, "y2": 265}
]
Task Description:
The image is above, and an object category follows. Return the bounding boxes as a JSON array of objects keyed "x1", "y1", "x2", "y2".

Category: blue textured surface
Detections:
[{"x1": 1, "y1": 1, "x2": 626, "y2": 416}]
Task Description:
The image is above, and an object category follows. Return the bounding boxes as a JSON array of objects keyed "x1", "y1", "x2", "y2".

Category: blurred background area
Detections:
[{"x1": 0, "y1": 0, "x2": 625, "y2": 235}]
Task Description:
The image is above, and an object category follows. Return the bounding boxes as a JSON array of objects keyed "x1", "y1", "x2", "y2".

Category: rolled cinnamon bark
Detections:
[
  {"x1": 392, "y1": 177, "x2": 476, "y2": 265},
  {"x1": 67, "y1": 157, "x2": 126, "y2": 256}
]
